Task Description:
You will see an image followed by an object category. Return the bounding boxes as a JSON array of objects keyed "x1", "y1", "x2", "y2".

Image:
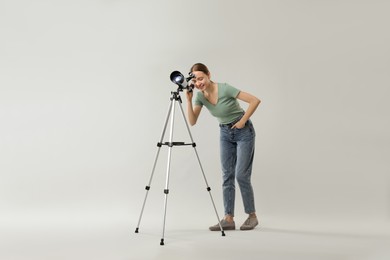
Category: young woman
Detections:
[{"x1": 186, "y1": 63, "x2": 261, "y2": 231}]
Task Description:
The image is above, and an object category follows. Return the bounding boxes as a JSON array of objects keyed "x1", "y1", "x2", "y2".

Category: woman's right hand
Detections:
[
  {"x1": 186, "y1": 89, "x2": 193, "y2": 101},
  {"x1": 185, "y1": 90, "x2": 201, "y2": 126}
]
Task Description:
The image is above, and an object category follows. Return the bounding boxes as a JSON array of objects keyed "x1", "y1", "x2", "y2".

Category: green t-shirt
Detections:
[{"x1": 194, "y1": 83, "x2": 244, "y2": 124}]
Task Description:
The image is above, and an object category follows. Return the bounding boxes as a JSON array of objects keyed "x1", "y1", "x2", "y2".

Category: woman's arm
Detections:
[
  {"x1": 232, "y1": 91, "x2": 261, "y2": 129},
  {"x1": 186, "y1": 90, "x2": 202, "y2": 126}
]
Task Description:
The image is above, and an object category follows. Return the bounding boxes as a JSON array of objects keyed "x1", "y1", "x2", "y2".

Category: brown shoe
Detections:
[
  {"x1": 209, "y1": 219, "x2": 236, "y2": 231},
  {"x1": 240, "y1": 217, "x2": 258, "y2": 230}
]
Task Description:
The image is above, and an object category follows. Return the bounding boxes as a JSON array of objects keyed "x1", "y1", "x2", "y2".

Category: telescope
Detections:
[
  {"x1": 135, "y1": 69, "x2": 226, "y2": 245},
  {"x1": 170, "y1": 71, "x2": 195, "y2": 92}
]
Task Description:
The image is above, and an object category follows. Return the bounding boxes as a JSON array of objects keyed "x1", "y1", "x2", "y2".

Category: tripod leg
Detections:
[
  {"x1": 160, "y1": 98, "x2": 176, "y2": 245},
  {"x1": 177, "y1": 101, "x2": 226, "y2": 236},
  {"x1": 135, "y1": 99, "x2": 174, "y2": 234}
]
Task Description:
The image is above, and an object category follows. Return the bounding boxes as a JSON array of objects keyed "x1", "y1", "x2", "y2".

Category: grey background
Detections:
[{"x1": 1, "y1": 0, "x2": 389, "y2": 258}]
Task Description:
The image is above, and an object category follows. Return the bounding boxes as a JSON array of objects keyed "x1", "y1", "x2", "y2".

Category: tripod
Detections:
[{"x1": 134, "y1": 88, "x2": 225, "y2": 245}]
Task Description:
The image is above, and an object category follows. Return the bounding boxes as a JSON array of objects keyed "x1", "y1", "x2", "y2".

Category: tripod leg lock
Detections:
[
  {"x1": 164, "y1": 189, "x2": 169, "y2": 194},
  {"x1": 145, "y1": 186, "x2": 150, "y2": 190},
  {"x1": 207, "y1": 187, "x2": 211, "y2": 191}
]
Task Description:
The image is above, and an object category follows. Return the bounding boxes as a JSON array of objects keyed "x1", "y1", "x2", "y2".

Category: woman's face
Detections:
[{"x1": 191, "y1": 71, "x2": 211, "y2": 91}]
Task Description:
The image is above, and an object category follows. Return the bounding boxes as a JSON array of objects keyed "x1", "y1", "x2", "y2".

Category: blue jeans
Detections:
[{"x1": 219, "y1": 119, "x2": 256, "y2": 216}]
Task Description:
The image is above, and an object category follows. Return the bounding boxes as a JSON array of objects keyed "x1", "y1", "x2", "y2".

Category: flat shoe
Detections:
[
  {"x1": 240, "y1": 217, "x2": 258, "y2": 230},
  {"x1": 209, "y1": 219, "x2": 235, "y2": 231}
]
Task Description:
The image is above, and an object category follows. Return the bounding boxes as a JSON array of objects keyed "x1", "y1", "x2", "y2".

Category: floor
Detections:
[{"x1": 1, "y1": 217, "x2": 390, "y2": 260}]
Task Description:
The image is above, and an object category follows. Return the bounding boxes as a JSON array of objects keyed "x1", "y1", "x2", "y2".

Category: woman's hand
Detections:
[
  {"x1": 231, "y1": 119, "x2": 246, "y2": 129},
  {"x1": 186, "y1": 89, "x2": 193, "y2": 101},
  {"x1": 186, "y1": 90, "x2": 201, "y2": 126}
]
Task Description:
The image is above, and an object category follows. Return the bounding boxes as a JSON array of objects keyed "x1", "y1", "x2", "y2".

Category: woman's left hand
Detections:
[{"x1": 231, "y1": 120, "x2": 246, "y2": 129}]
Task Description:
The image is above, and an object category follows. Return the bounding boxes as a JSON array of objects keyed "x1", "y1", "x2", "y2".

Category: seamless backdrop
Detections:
[{"x1": 1, "y1": 0, "x2": 389, "y2": 245}]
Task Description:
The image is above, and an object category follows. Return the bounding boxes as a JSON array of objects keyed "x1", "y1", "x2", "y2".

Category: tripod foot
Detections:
[
  {"x1": 160, "y1": 239, "x2": 165, "y2": 246},
  {"x1": 135, "y1": 228, "x2": 139, "y2": 233},
  {"x1": 221, "y1": 230, "x2": 226, "y2": 236}
]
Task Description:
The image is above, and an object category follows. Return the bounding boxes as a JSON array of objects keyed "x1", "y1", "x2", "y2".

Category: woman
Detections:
[{"x1": 186, "y1": 63, "x2": 261, "y2": 231}]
